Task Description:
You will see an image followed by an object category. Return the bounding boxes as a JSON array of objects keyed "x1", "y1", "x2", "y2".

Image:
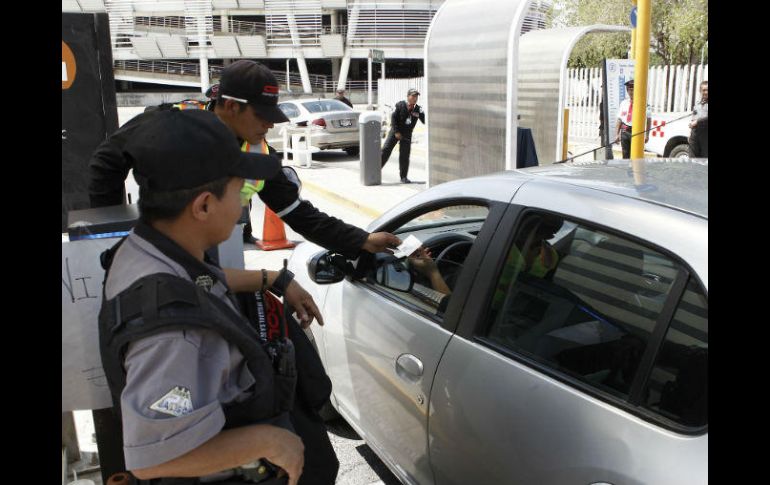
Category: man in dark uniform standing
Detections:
[
  {"x1": 381, "y1": 88, "x2": 425, "y2": 183},
  {"x1": 334, "y1": 88, "x2": 353, "y2": 108}
]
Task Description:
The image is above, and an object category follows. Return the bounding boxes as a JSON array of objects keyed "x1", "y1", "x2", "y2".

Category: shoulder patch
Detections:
[{"x1": 149, "y1": 386, "x2": 194, "y2": 417}]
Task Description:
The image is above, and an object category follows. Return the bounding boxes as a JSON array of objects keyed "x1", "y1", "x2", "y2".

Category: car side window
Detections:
[
  {"x1": 485, "y1": 212, "x2": 684, "y2": 400},
  {"x1": 642, "y1": 278, "x2": 707, "y2": 427},
  {"x1": 278, "y1": 103, "x2": 300, "y2": 119},
  {"x1": 366, "y1": 204, "x2": 489, "y2": 319}
]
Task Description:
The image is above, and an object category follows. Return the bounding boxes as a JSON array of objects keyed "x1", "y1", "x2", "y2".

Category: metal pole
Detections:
[
  {"x1": 630, "y1": 0, "x2": 651, "y2": 166},
  {"x1": 368, "y1": 53, "x2": 373, "y2": 109},
  {"x1": 562, "y1": 109, "x2": 570, "y2": 161},
  {"x1": 286, "y1": 58, "x2": 291, "y2": 93}
]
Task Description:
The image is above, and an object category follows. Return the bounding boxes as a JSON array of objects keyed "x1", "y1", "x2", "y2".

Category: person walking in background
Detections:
[
  {"x1": 334, "y1": 88, "x2": 353, "y2": 108},
  {"x1": 688, "y1": 80, "x2": 708, "y2": 158},
  {"x1": 381, "y1": 88, "x2": 425, "y2": 183},
  {"x1": 614, "y1": 79, "x2": 651, "y2": 159}
]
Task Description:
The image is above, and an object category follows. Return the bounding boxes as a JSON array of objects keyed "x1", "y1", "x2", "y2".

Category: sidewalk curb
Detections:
[{"x1": 302, "y1": 179, "x2": 384, "y2": 219}]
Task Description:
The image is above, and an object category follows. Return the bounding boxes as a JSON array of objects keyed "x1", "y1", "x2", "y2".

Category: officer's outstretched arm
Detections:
[{"x1": 131, "y1": 424, "x2": 304, "y2": 485}]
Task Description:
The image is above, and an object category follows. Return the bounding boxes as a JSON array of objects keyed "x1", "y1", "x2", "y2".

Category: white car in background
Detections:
[{"x1": 266, "y1": 98, "x2": 370, "y2": 156}]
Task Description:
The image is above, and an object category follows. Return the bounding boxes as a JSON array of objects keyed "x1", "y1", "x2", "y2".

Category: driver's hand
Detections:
[{"x1": 408, "y1": 247, "x2": 439, "y2": 276}]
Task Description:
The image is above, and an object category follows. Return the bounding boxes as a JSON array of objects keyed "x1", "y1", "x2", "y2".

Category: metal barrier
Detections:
[{"x1": 280, "y1": 125, "x2": 321, "y2": 168}]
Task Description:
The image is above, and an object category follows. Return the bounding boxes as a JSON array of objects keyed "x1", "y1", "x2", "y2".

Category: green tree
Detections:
[{"x1": 551, "y1": 0, "x2": 708, "y2": 67}]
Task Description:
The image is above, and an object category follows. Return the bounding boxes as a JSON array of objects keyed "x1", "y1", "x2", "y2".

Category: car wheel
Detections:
[
  {"x1": 344, "y1": 146, "x2": 360, "y2": 157},
  {"x1": 669, "y1": 143, "x2": 690, "y2": 159}
]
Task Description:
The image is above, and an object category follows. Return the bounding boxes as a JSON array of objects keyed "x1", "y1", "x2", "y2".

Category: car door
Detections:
[
  {"x1": 323, "y1": 201, "x2": 505, "y2": 485},
  {"x1": 428, "y1": 199, "x2": 708, "y2": 484}
]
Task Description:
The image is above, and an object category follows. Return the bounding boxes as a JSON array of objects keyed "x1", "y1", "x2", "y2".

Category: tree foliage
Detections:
[{"x1": 551, "y1": 0, "x2": 708, "y2": 68}]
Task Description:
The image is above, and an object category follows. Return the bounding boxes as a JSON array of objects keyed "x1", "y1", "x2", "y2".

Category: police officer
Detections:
[
  {"x1": 99, "y1": 109, "x2": 307, "y2": 485},
  {"x1": 614, "y1": 79, "x2": 651, "y2": 158},
  {"x1": 90, "y1": 61, "x2": 401, "y2": 485},
  {"x1": 381, "y1": 88, "x2": 425, "y2": 183},
  {"x1": 89, "y1": 60, "x2": 399, "y2": 260},
  {"x1": 688, "y1": 80, "x2": 708, "y2": 158},
  {"x1": 334, "y1": 88, "x2": 353, "y2": 108}
]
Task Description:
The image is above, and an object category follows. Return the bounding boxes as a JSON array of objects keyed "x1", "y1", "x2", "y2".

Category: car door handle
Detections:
[{"x1": 396, "y1": 354, "x2": 424, "y2": 381}]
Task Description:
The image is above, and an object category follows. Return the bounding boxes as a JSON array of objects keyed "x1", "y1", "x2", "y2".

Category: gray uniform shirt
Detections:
[
  {"x1": 692, "y1": 101, "x2": 708, "y2": 122},
  {"x1": 105, "y1": 231, "x2": 257, "y2": 471}
]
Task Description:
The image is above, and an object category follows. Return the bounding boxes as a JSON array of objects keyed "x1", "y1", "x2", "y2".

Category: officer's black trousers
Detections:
[
  {"x1": 290, "y1": 399, "x2": 339, "y2": 485},
  {"x1": 381, "y1": 131, "x2": 412, "y2": 179},
  {"x1": 688, "y1": 123, "x2": 708, "y2": 158},
  {"x1": 621, "y1": 131, "x2": 632, "y2": 159}
]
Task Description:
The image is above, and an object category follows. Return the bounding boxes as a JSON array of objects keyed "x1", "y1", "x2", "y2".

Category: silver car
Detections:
[
  {"x1": 289, "y1": 159, "x2": 708, "y2": 485},
  {"x1": 266, "y1": 98, "x2": 363, "y2": 156}
]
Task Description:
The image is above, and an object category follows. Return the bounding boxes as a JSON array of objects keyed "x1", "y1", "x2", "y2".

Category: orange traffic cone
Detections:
[{"x1": 256, "y1": 207, "x2": 296, "y2": 251}]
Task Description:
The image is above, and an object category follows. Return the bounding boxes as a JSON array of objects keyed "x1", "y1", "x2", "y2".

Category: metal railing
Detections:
[{"x1": 114, "y1": 59, "x2": 379, "y2": 94}]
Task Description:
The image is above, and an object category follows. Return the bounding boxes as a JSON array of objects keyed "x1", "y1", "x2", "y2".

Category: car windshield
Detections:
[{"x1": 301, "y1": 99, "x2": 352, "y2": 113}]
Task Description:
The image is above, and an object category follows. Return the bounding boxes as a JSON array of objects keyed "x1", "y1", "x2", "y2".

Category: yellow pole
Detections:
[
  {"x1": 630, "y1": 0, "x2": 650, "y2": 162},
  {"x1": 562, "y1": 109, "x2": 569, "y2": 161}
]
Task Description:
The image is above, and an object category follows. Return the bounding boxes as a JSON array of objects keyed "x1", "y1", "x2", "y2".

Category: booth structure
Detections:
[
  {"x1": 425, "y1": 0, "x2": 630, "y2": 186},
  {"x1": 518, "y1": 25, "x2": 630, "y2": 166}
]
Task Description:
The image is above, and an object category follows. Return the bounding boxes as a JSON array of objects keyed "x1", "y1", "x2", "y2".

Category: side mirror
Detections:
[
  {"x1": 375, "y1": 259, "x2": 413, "y2": 292},
  {"x1": 308, "y1": 251, "x2": 350, "y2": 284}
]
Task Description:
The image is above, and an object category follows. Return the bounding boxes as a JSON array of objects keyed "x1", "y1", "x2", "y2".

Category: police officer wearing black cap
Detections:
[
  {"x1": 99, "y1": 109, "x2": 308, "y2": 485},
  {"x1": 89, "y1": 60, "x2": 401, "y2": 485},
  {"x1": 381, "y1": 88, "x2": 425, "y2": 183}
]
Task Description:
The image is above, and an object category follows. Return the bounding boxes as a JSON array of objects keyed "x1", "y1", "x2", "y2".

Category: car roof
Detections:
[{"x1": 516, "y1": 158, "x2": 708, "y2": 219}]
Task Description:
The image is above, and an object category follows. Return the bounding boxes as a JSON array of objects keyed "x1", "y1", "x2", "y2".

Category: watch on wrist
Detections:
[{"x1": 270, "y1": 268, "x2": 295, "y2": 297}]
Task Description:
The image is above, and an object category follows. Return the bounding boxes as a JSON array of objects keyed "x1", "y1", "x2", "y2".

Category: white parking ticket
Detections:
[{"x1": 393, "y1": 234, "x2": 422, "y2": 259}]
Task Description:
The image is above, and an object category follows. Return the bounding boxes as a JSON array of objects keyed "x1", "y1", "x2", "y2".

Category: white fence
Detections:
[
  {"x1": 377, "y1": 77, "x2": 426, "y2": 111},
  {"x1": 567, "y1": 63, "x2": 709, "y2": 142}
]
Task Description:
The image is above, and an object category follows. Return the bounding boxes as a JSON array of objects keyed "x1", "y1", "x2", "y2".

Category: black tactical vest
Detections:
[{"x1": 97, "y1": 236, "x2": 296, "y2": 484}]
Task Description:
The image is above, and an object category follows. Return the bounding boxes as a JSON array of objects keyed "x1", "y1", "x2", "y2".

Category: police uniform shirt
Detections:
[
  {"x1": 692, "y1": 101, "x2": 708, "y2": 122},
  {"x1": 616, "y1": 97, "x2": 652, "y2": 127},
  {"x1": 105, "y1": 229, "x2": 258, "y2": 472}
]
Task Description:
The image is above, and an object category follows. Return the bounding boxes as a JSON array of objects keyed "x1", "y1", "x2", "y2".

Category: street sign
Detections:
[
  {"x1": 371, "y1": 49, "x2": 385, "y2": 64},
  {"x1": 630, "y1": 6, "x2": 637, "y2": 28}
]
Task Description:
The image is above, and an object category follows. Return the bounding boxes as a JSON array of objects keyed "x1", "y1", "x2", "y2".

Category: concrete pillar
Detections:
[
  {"x1": 337, "y1": 55, "x2": 351, "y2": 92},
  {"x1": 331, "y1": 58, "x2": 340, "y2": 83},
  {"x1": 221, "y1": 13, "x2": 229, "y2": 33},
  {"x1": 200, "y1": 57, "x2": 210, "y2": 94},
  {"x1": 286, "y1": 13, "x2": 312, "y2": 94},
  {"x1": 196, "y1": 14, "x2": 210, "y2": 94},
  {"x1": 338, "y1": 3, "x2": 359, "y2": 91}
]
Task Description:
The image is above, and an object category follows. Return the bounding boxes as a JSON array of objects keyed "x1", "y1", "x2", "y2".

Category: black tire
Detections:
[
  {"x1": 344, "y1": 146, "x2": 360, "y2": 157},
  {"x1": 669, "y1": 143, "x2": 690, "y2": 159}
]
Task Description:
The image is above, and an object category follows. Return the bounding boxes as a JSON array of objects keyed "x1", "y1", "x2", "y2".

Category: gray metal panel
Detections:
[
  {"x1": 518, "y1": 25, "x2": 630, "y2": 165},
  {"x1": 426, "y1": 0, "x2": 532, "y2": 187}
]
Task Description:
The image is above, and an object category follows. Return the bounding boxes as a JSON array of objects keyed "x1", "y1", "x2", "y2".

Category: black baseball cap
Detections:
[
  {"x1": 125, "y1": 110, "x2": 281, "y2": 192},
  {"x1": 625, "y1": 79, "x2": 635, "y2": 86},
  {"x1": 218, "y1": 60, "x2": 290, "y2": 123}
]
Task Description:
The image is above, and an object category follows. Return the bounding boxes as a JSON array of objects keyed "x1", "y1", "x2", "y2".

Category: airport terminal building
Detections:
[{"x1": 61, "y1": 0, "x2": 552, "y2": 96}]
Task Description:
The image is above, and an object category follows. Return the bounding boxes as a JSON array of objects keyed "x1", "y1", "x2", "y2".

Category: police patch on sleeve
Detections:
[{"x1": 149, "y1": 386, "x2": 194, "y2": 417}]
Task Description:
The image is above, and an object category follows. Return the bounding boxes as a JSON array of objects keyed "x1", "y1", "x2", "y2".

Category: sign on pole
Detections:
[
  {"x1": 371, "y1": 49, "x2": 385, "y2": 64},
  {"x1": 601, "y1": 58, "x2": 635, "y2": 158}
]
